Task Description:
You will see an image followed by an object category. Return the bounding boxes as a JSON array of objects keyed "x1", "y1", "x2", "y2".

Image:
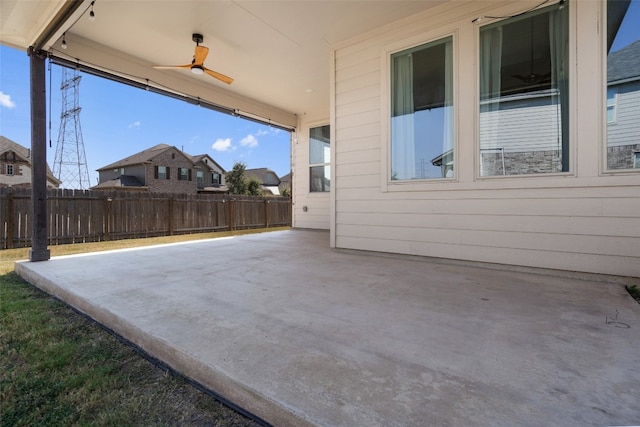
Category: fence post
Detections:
[
  {"x1": 6, "y1": 188, "x2": 14, "y2": 249},
  {"x1": 228, "y1": 198, "x2": 234, "y2": 231},
  {"x1": 264, "y1": 199, "x2": 269, "y2": 228},
  {"x1": 168, "y1": 197, "x2": 175, "y2": 236},
  {"x1": 103, "y1": 196, "x2": 111, "y2": 241}
]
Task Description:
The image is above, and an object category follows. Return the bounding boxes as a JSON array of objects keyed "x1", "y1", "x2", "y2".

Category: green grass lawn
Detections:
[{"x1": 0, "y1": 229, "x2": 286, "y2": 426}]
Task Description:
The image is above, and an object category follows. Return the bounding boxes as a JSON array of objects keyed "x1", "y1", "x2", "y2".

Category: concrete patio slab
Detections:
[{"x1": 15, "y1": 229, "x2": 640, "y2": 426}]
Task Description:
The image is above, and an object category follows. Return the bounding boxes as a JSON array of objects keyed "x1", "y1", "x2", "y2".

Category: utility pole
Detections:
[{"x1": 53, "y1": 67, "x2": 90, "y2": 189}]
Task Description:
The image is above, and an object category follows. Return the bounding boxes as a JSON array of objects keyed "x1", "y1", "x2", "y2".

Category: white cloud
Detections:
[
  {"x1": 240, "y1": 134, "x2": 258, "y2": 148},
  {"x1": 255, "y1": 129, "x2": 269, "y2": 137},
  {"x1": 212, "y1": 138, "x2": 234, "y2": 152},
  {"x1": 0, "y1": 91, "x2": 16, "y2": 109},
  {"x1": 128, "y1": 121, "x2": 141, "y2": 128}
]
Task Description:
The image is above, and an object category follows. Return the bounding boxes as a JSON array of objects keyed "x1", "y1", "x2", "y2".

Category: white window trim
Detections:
[
  {"x1": 308, "y1": 123, "x2": 331, "y2": 193},
  {"x1": 380, "y1": 29, "x2": 459, "y2": 193},
  {"x1": 303, "y1": 119, "x2": 330, "y2": 197},
  {"x1": 474, "y1": 1, "x2": 575, "y2": 180},
  {"x1": 602, "y1": 0, "x2": 640, "y2": 174}
]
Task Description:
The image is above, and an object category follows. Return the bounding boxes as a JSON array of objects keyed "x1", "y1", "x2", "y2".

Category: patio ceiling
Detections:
[{"x1": 1, "y1": 0, "x2": 448, "y2": 128}]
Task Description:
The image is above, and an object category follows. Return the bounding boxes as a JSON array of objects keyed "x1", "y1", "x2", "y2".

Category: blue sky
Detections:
[{"x1": 0, "y1": 45, "x2": 291, "y2": 188}]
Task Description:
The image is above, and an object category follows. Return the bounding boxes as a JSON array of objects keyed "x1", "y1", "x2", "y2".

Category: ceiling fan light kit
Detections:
[{"x1": 153, "y1": 33, "x2": 233, "y2": 84}]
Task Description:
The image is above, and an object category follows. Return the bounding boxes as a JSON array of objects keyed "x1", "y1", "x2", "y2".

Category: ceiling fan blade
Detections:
[
  {"x1": 153, "y1": 64, "x2": 192, "y2": 70},
  {"x1": 194, "y1": 45, "x2": 209, "y2": 66},
  {"x1": 203, "y1": 67, "x2": 233, "y2": 84}
]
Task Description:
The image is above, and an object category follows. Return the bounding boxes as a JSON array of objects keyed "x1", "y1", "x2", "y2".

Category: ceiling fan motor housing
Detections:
[{"x1": 192, "y1": 33, "x2": 204, "y2": 44}]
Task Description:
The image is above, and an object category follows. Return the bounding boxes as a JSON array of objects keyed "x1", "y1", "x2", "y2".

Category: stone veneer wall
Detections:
[
  {"x1": 480, "y1": 150, "x2": 563, "y2": 176},
  {"x1": 607, "y1": 144, "x2": 640, "y2": 170}
]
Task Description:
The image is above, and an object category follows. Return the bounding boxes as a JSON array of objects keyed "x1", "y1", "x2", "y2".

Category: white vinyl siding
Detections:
[
  {"x1": 293, "y1": 118, "x2": 332, "y2": 230},
  {"x1": 607, "y1": 81, "x2": 640, "y2": 147},
  {"x1": 479, "y1": 95, "x2": 562, "y2": 153},
  {"x1": 329, "y1": 0, "x2": 640, "y2": 277}
]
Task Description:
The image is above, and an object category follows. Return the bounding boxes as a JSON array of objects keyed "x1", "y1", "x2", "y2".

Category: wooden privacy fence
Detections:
[{"x1": 0, "y1": 188, "x2": 291, "y2": 249}]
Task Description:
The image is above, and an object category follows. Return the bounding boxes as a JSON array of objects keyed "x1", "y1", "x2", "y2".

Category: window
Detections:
[
  {"x1": 155, "y1": 165, "x2": 169, "y2": 180},
  {"x1": 479, "y1": 3, "x2": 569, "y2": 176},
  {"x1": 391, "y1": 36, "x2": 454, "y2": 180},
  {"x1": 309, "y1": 125, "x2": 330, "y2": 192},
  {"x1": 606, "y1": 87, "x2": 617, "y2": 123},
  {"x1": 635, "y1": 152, "x2": 640, "y2": 169},
  {"x1": 179, "y1": 167, "x2": 190, "y2": 181},
  {"x1": 6, "y1": 164, "x2": 14, "y2": 175},
  {"x1": 606, "y1": 0, "x2": 640, "y2": 171},
  {"x1": 212, "y1": 172, "x2": 221, "y2": 185},
  {"x1": 197, "y1": 170, "x2": 204, "y2": 187}
]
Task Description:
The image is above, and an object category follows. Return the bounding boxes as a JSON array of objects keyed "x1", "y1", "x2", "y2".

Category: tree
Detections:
[
  {"x1": 226, "y1": 162, "x2": 263, "y2": 195},
  {"x1": 226, "y1": 162, "x2": 248, "y2": 195},
  {"x1": 246, "y1": 178, "x2": 262, "y2": 196}
]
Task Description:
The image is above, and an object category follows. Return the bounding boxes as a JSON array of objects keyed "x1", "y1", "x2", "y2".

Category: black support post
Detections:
[{"x1": 28, "y1": 47, "x2": 50, "y2": 262}]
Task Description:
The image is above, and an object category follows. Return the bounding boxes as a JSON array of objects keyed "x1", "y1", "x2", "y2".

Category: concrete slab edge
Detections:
[{"x1": 14, "y1": 261, "x2": 315, "y2": 427}]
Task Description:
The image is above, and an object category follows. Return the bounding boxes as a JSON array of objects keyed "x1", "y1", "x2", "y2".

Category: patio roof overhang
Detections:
[
  {"x1": 1, "y1": 0, "x2": 450, "y2": 261},
  {"x1": 1, "y1": 0, "x2": 449, "y2": 128}
]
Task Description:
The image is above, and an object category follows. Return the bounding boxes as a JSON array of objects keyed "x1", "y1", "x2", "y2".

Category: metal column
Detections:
[{"x1": 28, "y1": 47, "x2": 51, "y2": 262}]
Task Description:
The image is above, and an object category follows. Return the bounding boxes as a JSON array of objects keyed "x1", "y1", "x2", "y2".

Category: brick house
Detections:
[
  {"x1": 0, "y1": 136, "x2": 61, "y2": 188},
  {"x1": 93, "y1": 143, "x2": 226, "y2": 194}
]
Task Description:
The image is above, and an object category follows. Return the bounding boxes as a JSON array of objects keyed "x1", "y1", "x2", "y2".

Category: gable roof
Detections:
[
  {"x1": 0, "y1": 135, "x2": 61, "y2": 185},
  {"x1": 608, "y1": 40, "x2": 640, "y2": 84},
  {"x1": 97, "y1": 143, "x2": 172, "y2": 170},
  {"x1": 96, "y1": 143, "x2": 202, "y2": 171},
  {"x1": 1, "y1": 135, "x2": 31, "y2": 161},
  {"x1": 190, "y1": 154, "x2": 226, "y2": 173}
]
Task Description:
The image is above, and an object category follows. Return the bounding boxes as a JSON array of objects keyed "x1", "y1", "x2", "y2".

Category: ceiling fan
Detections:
[{"x1": 154, "y1": 33, "x2": 233, "y2": 85}]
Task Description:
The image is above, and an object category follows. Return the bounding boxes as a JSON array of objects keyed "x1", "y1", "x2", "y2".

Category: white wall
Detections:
[
  {"x1": 608, "y1": 80, "x2": 640, "y2": 147},
  {"x1": 292, "y1": 115, "x2": 332, "y2": 230},
  {"x1": 330, "y1": 0, "x2": 640, "y2": 277}
]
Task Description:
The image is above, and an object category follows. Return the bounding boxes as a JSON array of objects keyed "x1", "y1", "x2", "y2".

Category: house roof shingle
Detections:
[
  {"x1": 245, "y1": 168, "x2": 281, "y2": 186},
  {"x1": 96, "y1": 143, "x2": 173, "y2": 171},
  {"x1": 608, "y1": 40, "x2": 640, "y2": 83}
]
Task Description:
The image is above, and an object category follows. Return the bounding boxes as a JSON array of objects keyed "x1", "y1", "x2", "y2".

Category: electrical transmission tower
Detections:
[{"x1": 53, "y1": 67, "x2": 90, "y2": 189}]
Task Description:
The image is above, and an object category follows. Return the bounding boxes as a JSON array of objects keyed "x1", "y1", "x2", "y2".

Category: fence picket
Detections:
[{"x1": 0, "y1": 188, "x2": 291, "y2": 249}]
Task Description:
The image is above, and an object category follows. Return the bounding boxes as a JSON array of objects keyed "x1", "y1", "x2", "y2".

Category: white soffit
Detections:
[{"x1": 1, "y1": 1, "x2": 448, "y2": 120}]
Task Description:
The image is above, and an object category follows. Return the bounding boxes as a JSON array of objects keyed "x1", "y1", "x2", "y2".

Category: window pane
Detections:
[
  {"x1": 310, "y1": 125, "x2": 330, "y2": 165},
  {"x1": 606, "y1": 0, "x2": 640, "y2": 170},
  {"x1": 391, "y1": 36, "x2": 454, "y2": 180},
  {"x1": 479, "y1": 4, "x2": 568, "y2": 176},
  {"x1": 157, "y1": 166, "x2": 167, "y2": 180},
  {"x1": 310, "y1": 165, "x2": 330, "y2": 192}
]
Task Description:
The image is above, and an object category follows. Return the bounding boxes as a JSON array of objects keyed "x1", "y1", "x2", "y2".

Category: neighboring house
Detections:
[
  {"x1": 607, "y1": 39, "x2": 640, "y2": 170},
  {"x1": 190, "y1": 154, "x2": 228, "y2": 193},
  {"x1": 92, "y1": 143, "x2": 226, "y2": 194},
  {"x1": 0, "y1": 136, "x2": 61, "y2": 189},
  {"x1": 244, "y1": 168, "x2": 281, "y2": 195}
]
